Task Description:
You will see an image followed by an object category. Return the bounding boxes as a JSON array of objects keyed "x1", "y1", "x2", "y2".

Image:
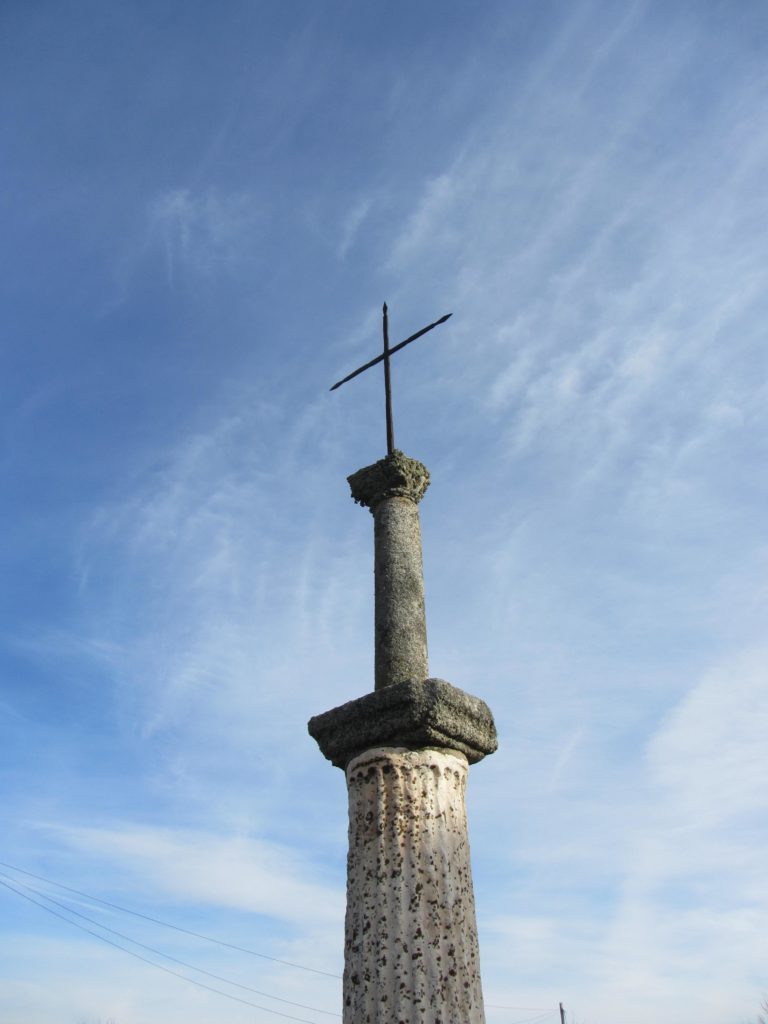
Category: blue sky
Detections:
[{"x1": 1, "y1": 1, "x2": 767, "y2": 1021}]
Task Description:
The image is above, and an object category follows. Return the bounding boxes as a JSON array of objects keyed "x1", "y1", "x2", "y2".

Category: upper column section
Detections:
[{"x1": 348, "y1": 451, "x2": 430, "y2": 690}]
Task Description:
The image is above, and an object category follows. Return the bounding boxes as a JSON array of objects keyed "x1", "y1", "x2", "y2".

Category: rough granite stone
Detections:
[
  {"x1": 373, "y1": 494, "x2": 428, "y2": 689},
  {"x1": 343, "y1": 747, "x2": 485, "y2": 1024},
  {"x1": 348, "y1": 450, "x2": 430, "y2": 511},
  {"x1": 307, "y1": 678, "x2": 498, "y2": 769},
  {"x1": 347, "y1": 450, "x2": 432, "y2": 690}
]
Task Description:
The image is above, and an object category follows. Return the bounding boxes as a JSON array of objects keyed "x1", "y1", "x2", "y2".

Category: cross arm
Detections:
[{"x1": 330, "y1": 313, "x2": 452, "y2": 391}]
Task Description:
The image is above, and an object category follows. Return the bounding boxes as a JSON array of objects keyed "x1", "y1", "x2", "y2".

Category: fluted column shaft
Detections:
[{"x1": 343, "y1": 747, "x2": 485, "y2": 1024}]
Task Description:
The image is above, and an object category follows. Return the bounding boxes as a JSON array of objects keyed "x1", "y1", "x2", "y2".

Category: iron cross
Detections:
[{"x1": 330, "y1": 304, "x2": 452, "y2": 456}]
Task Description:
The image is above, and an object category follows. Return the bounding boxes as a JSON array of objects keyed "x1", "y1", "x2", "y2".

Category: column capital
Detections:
[{"x1": 348, "y1": 450, "x2": 430, "y2": 511}]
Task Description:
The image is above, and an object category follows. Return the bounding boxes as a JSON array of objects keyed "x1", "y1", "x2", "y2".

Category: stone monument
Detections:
[{"x1": 309, "y1": 306, "x2": 497, "y2": 1024}]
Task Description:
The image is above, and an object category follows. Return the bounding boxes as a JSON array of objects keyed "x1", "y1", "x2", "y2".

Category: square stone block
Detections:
[{"x1": 308, "y1": 677, "x2": 497, "y2": 769}]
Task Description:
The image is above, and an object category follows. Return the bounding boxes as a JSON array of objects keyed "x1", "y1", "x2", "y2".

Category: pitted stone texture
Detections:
[
  {"x1": 348, "y1": 450, "x2": 430, "y2": 511},
  {"x1": 347, "y1": 451, "x2": 430, "y2": 690},
  {"x1": 308, "y1": 678, "x2": 498, "y2": 769},
  {"x1": 343, "y1": 747, "x2": 485, "y2": 1024},
  {"x1": 374, "y1": 495, "x2": 428, "y2": 689}
]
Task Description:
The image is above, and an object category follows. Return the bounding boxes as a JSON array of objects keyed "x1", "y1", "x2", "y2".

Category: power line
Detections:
[
  {"x1": 0, "y1": 859, "x2": 341, "y2": 979},
  {"x1": 0, "y1": 877, "x2": 330, "y2": 1024},
  {"x1": 0, "y1": 872, "x2": 339, "y2": 1018},
  {"x1": 0, "y1": 860, "x2": 561, "y2": 1024}
]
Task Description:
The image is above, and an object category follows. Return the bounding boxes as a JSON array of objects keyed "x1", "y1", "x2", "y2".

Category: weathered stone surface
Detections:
[
  {"x1": 308, "y1": 678, "x2": 498, "y2": 769},
  {"x1": 374, "y1": 495, "x2": 428, "y2": 689},
  {"x1": 343, "y1": 747, "x2": 485, "y2": 1024},
  {"x1": 348, "y1": 450, "x2": 430, "y2": 511},
  {"x1": 348, "y1": 451, "x2": 431, "y2": 690}
]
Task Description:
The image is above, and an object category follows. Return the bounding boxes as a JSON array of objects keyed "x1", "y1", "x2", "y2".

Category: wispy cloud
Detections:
[
  {"x1": 647, "y1": 646, "x2": 768, "y2": 829},
  {"x1": 380, "y1": 7, "x2": 768, "y2": 507},
  {"x1": 61, "y1": 386, "x2": 370, "y2": 830},
  {"x1": 45, "y1": 822, "x2": 343, "y2": 929},
  {"x1": 475, "y1": 643, "x2": 768, "y2": 1024},
  {"x1": 148, "y1": 187, "x2": 262, "y2": 286},
  {"x1": 337, "y1": 197, "x2": 373, "y2": 260}
]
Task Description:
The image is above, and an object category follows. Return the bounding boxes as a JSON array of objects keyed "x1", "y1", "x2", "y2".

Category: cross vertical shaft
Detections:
[{"x1": 382, "y1": 303, "x2": 395, "y2": 456}]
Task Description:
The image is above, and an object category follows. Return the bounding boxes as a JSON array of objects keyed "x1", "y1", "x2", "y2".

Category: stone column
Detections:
[
  {"x1": 348, "y1": 450, "x2": 430, "y2": 690},
  {"x1": 309, "y1": 451, "x2": 497, "y2": 1024}
]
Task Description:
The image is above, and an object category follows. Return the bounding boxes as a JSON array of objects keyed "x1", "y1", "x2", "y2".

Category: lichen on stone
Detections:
[{"x1": 348, "y1": 450, "x2": 430, "y2": 511}]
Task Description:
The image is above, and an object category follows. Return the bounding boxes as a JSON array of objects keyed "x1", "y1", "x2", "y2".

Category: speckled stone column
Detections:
[
  {"x1": 348, "y1": 451, "x2": 430, "y2": 690},
  {"x1": 343, "y1": 747, "x2": 484, "y2": 1024}
]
